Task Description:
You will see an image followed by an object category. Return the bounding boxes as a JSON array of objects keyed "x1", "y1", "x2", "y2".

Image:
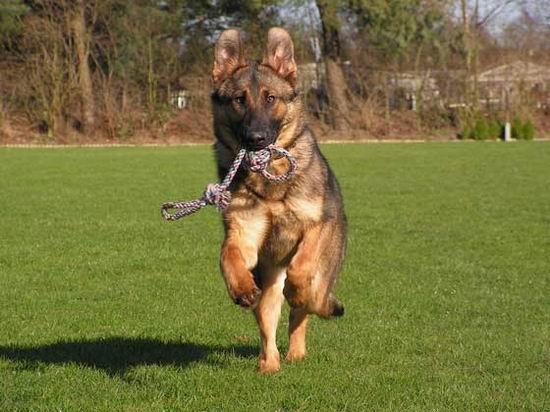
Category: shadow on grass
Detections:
[{"x1": 0, "y1": 337, "x2": 257, "y2": 377}]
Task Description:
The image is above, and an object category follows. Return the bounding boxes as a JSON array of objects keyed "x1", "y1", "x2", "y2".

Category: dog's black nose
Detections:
[{"x1": 247, "y1": 131, "x2": 269, "y2": 149}]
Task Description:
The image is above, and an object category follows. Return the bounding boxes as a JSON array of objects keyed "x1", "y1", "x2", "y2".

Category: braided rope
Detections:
[{"x1": 161, "y1": 144, "x2": 297, "y2": 221}]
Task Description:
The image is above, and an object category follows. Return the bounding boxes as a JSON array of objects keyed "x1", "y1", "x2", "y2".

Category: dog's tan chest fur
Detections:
[
  {"x1": 259, "y1": 192, "x2": 323, "y2": 264},
  {"x1": 228, "y1": 185, "x2": 323, "y2": 265}
]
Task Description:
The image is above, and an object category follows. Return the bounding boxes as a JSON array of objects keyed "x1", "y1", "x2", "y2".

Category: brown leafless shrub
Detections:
[{"x1": 18, "y1": 7, "x2": 80, "y2": 139}]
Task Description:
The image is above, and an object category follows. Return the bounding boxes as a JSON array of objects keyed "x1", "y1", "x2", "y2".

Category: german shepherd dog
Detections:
[{"x1": 212, "y1": 27, "x2": 347, "y2": 373}]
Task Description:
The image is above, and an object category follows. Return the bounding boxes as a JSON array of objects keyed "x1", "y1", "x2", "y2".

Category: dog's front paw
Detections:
[{"x1": 231, "y1": 281, "x2": 261, "y2": 308}]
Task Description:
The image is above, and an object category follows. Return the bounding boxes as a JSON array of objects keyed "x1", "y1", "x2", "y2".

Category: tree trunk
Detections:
[
  {"x1": 472, "y1": 0, "x2": 480, "y2": 111},
  {"x1": 316, "y1": 0, "x2": 350, "y2": 131},
  {"x1": 324, "y1": 59, "x2": 351, "y2": 131},
  {"x1": 461, "y1": 0, "x2": 473, "y2": 107},
  {"x1": 71, "y1": 0, "x2": 95, "y2": 134}
]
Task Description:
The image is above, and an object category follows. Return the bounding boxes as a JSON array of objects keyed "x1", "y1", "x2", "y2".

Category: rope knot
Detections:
[
  {"x1": 245, "y1": 148, "x2": 271, "y2": 172},
  {"x1": 244, "y1": 145, "x2": 297, "y2": 182},
  {"x1": 204, "y1": 183, "x2": 231, "y2": 210}
]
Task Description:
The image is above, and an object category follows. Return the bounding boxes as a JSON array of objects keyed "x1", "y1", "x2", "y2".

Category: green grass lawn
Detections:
[{"x1": 0, "y1": 142, "x2": 549, "y2": 411}]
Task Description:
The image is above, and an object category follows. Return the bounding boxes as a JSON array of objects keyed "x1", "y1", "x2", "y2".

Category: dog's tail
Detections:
[
  {"x1": 317, "y1": 293, "x2": 344, "y2": 319},
  {"x1": 329, "y1": 295, "x2": 345, "y2": 317}
]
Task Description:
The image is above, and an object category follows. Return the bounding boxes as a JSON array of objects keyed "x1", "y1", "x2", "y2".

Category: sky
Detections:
[{"x1": 281, "y1": 0, "x2": 528, "y2": 34}]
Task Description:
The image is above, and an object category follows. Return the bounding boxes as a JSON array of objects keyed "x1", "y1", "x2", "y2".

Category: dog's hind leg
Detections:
[
  {"x1": 253, "y1": 267, "x2": 285, "y2": 374},
  {"x1": 286, "y1": 306, "x2": 308, "y2": 362}
]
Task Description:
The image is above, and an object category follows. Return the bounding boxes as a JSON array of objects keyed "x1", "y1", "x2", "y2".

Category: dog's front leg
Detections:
[
  {"x1": 220, "y1": 207, "x2": 267, "y2": 308},
  {"x1": 285, "y1": 222, "x2": 343, "y2": 317},
  {"x1": 220, "y1": 240, "x2": 261, "y2": 307},
  {"x1": 284, "y1": 224, "x2": 323, "y2": 310}
]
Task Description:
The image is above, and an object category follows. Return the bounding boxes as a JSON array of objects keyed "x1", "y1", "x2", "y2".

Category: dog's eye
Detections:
[
  {"x1": 234, "y1": 96, "x2": 245, "y2": 105},
  {"x1": 266, "y1": 95, "x2": 276, "y2": 104}
]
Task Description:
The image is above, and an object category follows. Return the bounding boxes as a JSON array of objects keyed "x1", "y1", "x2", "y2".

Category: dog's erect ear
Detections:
[
  {"x1": 262, "y1": 27, "x2": 297, "y2": 87},
  {"x1": 213, "y1": 29, "x2": 246, "y2": 85}
]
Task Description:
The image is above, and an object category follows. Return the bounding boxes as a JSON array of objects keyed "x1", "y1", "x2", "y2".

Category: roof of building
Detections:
[{"x1": 477, "y1": 61, "x2": 550, "y2": 83}]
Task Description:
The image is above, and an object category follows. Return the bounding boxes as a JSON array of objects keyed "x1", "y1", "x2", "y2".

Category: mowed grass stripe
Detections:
[{"x1": 0, "y1": 143, "x2": 549, "y2": 411}]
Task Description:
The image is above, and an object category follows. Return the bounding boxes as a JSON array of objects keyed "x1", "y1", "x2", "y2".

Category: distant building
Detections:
[
  {"x1": 388, "y1": 72, "x2": 440, "y2": 110},
  {"x1": 476, "y1": 61, "x2": 550, "y2": 109},
  {"x1": 170, "y1": 89, "x2": 190, "y2": 109},
  {"x1": 477, "y1": 60, "x2": 550, "y2": 86}
]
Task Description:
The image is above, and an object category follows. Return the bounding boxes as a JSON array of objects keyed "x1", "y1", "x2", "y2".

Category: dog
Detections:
[{"x1": 211, "y1": 27, "x2": 347, "y2": 373}]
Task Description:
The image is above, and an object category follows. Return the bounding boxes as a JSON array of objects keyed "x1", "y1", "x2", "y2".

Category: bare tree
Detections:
[
  {"x1": 70, "y1": 0, "x2": 96, "y2": 134},
  {"x1": 315, "y1": 0, "x2": 351, "y2": 131},
  {"x1": 460, "y1": 0, "x2": 518, "y2": 107}
]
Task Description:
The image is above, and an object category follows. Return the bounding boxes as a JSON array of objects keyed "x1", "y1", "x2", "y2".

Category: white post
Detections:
[{"x1": 504, "y1": 122, "x2": 512, "y2": 142}]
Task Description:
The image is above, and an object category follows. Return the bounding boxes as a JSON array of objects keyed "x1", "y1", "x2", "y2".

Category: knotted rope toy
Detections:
[{"x1": 161, "y1": 144, "x2": 297, "y2": 221}]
